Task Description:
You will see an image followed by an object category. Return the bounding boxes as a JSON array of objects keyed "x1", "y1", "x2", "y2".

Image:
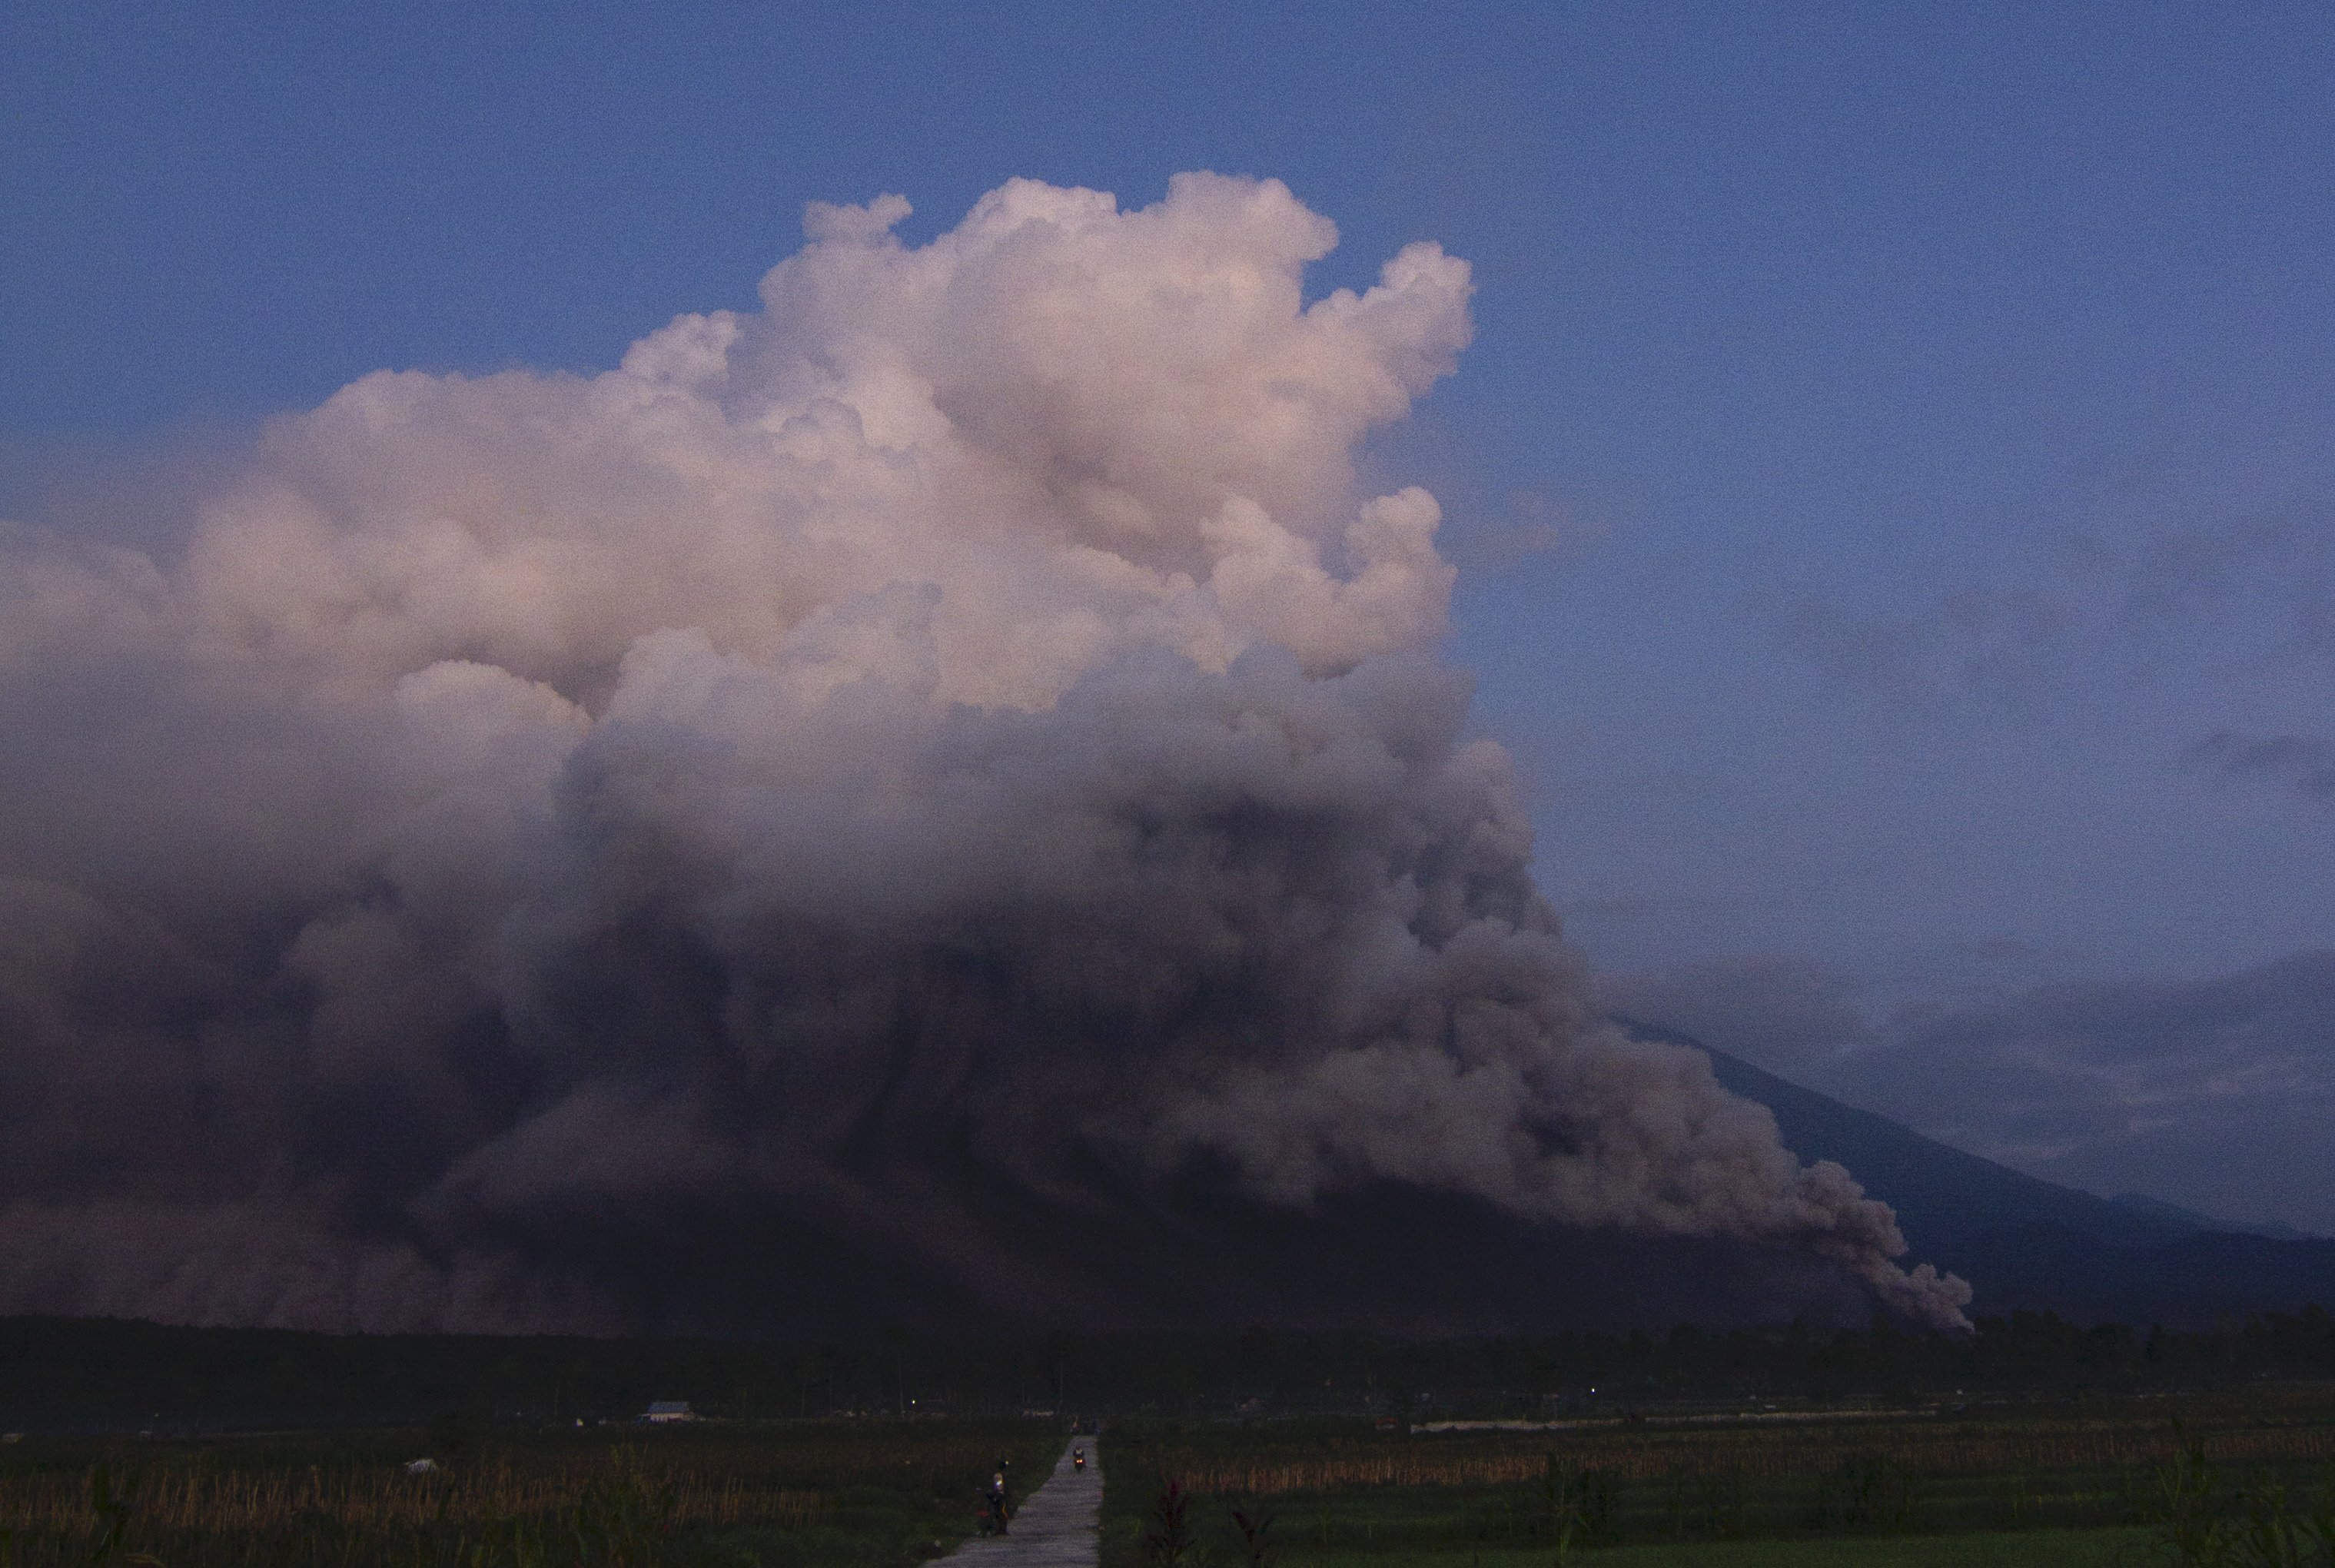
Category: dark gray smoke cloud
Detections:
[{"x1": 0, "y1": 174, "x2": 1970, "y2": 1334}]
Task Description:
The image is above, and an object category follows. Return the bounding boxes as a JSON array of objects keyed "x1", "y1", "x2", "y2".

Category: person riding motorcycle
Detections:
[{"x1": 985, "y1": 1467, "x2": 1010, "y2": 1535}]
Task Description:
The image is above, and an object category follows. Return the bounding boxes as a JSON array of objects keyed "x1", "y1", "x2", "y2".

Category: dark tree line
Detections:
[{"x1": 5, "y1": 1306, "x2": 2333, "y2": 1433}]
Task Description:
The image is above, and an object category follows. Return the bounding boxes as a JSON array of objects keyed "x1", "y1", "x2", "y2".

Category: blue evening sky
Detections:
[{"x1": 8, "y1": 1, "x2": 2334, "y2": 1225}]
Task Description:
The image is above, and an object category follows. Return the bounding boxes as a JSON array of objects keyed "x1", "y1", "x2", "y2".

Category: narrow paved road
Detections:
[{"x1": 943, "y1": 1438, "x2": 1101, "y2": 1565}]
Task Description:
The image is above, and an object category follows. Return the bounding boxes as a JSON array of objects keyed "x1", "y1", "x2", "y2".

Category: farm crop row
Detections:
[
  {"x1": 1133, "y1": 1420, "x2": 2335, "y2": 1495},
  {"x1": 0, "y1": 1450, "x2": 827, "y2": 1532},
  {"x1": 0, "y1": 1420, "x2": 1061, "y2": 1567},
  {"x1": 1101, "y1": 1387, "x2": 2335, "y2": 1563}
]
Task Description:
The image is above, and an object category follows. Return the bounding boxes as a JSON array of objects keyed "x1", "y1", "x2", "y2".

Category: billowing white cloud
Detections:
[{"x1": 0, "y1": 174, "x2": 1967, "y2": 1334}]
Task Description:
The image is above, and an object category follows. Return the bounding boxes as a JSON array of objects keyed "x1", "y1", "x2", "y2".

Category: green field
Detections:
[
  {"x1": 1593, "y1": 1530, "x2": 2150, "y2": 1566},
  {"x1": 5, "y1": 1383, "x2": 2333, "y2": 1565},
  {"x1": 1205, "y1": 1529, "x2": 2151, "y2": 1567},
  {"x1": 1370, "y1": 1527, "x2": 2151, "y2": 1566},
  {"x1": 1099, "y1": 1387, "x2": 2335, "y2": 1566}
]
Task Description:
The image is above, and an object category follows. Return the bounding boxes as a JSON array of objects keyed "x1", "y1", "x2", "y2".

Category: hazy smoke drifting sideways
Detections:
[{"x1": 0, "y1": 174, "x2": 1971, "y2": 1334}]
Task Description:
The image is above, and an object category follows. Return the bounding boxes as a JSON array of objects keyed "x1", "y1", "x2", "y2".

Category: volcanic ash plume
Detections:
[{"x1": 0, "y1": 174, "x2": 1972, "y2": 1334}]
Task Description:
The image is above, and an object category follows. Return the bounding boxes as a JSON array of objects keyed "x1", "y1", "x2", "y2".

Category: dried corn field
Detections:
[
  {"x1": 1146, "y1": 1417, "x2": 2335, "y2": 1497},
  {"x1": 0, "y1": 1447, "x2": 823, "y2": 1533},
  {"x1": 1098, "y1": 1389, "x2": 2335, "y2": 1565},
  {"x1": 0, "y1": 1420, "x2": 1063, "y2": 1568}
]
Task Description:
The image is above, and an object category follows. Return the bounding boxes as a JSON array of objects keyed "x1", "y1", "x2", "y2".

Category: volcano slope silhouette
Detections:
[
  {"x1": 1642, "y1": 1023, "x2": 2335, "y2": 1329},
  {"x1": 635, "y1": 1168, "x2": 1882, "y2": 1342},
  {"x1": 699, "y1": 1023, "x2": 2333, "y2": 1340}
]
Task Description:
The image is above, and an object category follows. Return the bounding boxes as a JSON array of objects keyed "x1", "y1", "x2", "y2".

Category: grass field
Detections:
[
  {"x1": 1589, "y1": 1527, "x2": 2151, "y2": 1566},
  {"x1": 1099, "y1": 1385, "x2": 2335, "y2": 1566},
  {"x1": 0, "y1": 1418, "x2": 1062, "y2": 1566},
  {"x1": 8, "y1": 1383, "x2": 2333, "y2": 1565},
  {"x1": 1218, "y1": 1526, "x2": 2153, "y2": 1567}
]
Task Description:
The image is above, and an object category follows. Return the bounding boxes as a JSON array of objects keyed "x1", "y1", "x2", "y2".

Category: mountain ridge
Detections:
[{"x1": 1616, "y1": 1018, "x2": 2335, "y2": 1324}]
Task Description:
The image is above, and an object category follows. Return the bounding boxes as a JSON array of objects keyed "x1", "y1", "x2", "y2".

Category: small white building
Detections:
[{"x1": 643, "y1": 1400, "x2": 696, "y2": 1423}]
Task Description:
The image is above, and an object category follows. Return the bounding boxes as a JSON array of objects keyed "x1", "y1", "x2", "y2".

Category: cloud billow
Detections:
[{"x1": 0, "y1": 174, "x2": 1968, "y2": 1334}]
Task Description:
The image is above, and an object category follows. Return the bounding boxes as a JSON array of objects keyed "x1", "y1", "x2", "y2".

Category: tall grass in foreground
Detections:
[{"x1": 2149, "y1": 1440, "x2": 2335, "y2": 1566}]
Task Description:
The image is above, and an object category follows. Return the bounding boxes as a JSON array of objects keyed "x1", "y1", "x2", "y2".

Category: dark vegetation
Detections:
[
  {"x1": 10, "y1": 1314, "x2": 2335, "y2": 1564},
  {"x1": 0, "y1": 1420, "x2": 1062, "y2": 1567},
  {"x1": 10, "y1": 1309, "x2": 2335, "y2": 1435},
  {"x1": 1101, "y1": 1387, "x2": 2335, "y2": 1564}
]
